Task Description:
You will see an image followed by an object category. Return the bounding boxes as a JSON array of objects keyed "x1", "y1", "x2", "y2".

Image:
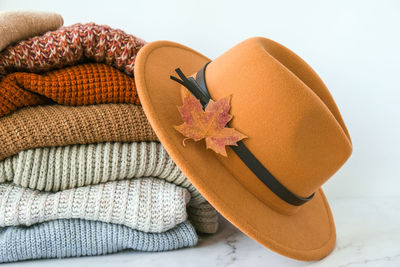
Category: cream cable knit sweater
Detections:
[
  {"x1": 0, "y1": 142, "x2": 201, "y2": 204},
  {"x1": 0, "y1": 142, "x2": 219, "y2": 233},
  {"x1": 0, "y1": 178, "x2": 189, "y2": 233}
]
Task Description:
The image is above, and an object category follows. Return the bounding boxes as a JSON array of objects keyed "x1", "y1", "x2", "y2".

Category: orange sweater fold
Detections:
[{"x1": 0, "y1": 63, "x2": 140, "y2": 117}]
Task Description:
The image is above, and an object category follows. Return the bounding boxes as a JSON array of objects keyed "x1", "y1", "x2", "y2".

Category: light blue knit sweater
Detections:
[{"x1": 0, "y1": 219, "x2": 198, "y2": 263}]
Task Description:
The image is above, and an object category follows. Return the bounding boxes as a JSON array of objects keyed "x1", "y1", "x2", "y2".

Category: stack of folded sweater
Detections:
[{"x1": 0, "y1": 20, "x2": 218, "y2": 263}]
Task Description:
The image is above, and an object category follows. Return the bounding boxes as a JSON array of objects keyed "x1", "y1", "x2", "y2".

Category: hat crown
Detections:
[{"x1": 202, "y1": 37, "x2": 352, "y2": 211}]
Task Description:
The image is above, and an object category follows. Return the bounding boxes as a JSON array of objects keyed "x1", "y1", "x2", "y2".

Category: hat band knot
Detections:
[{"x1": 170, "y1": 63, "x2": 315, "y2": 206}]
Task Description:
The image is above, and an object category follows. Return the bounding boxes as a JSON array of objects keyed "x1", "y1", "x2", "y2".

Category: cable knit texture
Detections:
[
  {"x1": 0, "y1": 220, "x2": 197, "y2": 263},
  {"x1": 0, "y1": 63, "x2": 140, "y2": 117},
  {"x1": 0, "y1": 142, "x2": 219, "y2": 233},
  {"x1": 0, "y1": 104, "x2": 158, "y2": 161},
  {"x1": 0, "y1": 178, "x2": 190, "y2": 233},
  {"x1": 0, "y1": 23, "x2": 145, "y2": 77},
  {"x1": 0, "y1": 11, "x2": 63, "y2": 52}
]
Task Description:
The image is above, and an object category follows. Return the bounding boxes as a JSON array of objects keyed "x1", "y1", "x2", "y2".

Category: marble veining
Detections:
[
  {"x1": 3, "y1": 197, "x2": 400, "y2": 267},
  {"x1": 217, "y1": 228, "x2": 239, "y2": 266}
]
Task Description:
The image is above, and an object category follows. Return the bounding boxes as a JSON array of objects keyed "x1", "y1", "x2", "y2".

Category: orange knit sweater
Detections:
[{"x1": 0, "y1": 63, "x2": 140, "y2": 117}]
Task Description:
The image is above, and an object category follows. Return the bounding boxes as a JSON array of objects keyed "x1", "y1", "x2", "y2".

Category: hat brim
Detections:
[{"x1": 134, "y1": 40, "x2": 336, "y2": 261}]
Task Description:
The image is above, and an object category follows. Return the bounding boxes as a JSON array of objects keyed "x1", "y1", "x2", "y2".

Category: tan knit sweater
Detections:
[
  {"x1": 0, "y1": 104, "x2": 158, "y2": 161},
  {"x1": 0, "y1": 11, "x2": 63, "y2": 52}
]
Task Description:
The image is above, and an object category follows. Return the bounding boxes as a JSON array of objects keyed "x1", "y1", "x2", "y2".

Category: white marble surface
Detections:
[{"x1": 6, "y1": 197, "x2": 400, "y2": 267}]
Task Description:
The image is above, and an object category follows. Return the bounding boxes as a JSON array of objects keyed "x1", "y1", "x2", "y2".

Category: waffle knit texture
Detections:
[
  {"x1": 0, "y1": 23, "x2": 145, "y2": 77},
  {"x1": 0, "y1": 63, "x2": 139, "y2": 117},
  {"x1": 0, "y1": 11, "x2": 63, "y2": 52},
  {"x1": 0, "y1": 142, "x2": 219, "y2": 233},
  {"x1": 0, "y1": 219, "x2": 197, "y2": 263},
  {"x1": 0, "y1": 104, "x2": 158, "y2": 161},
  {"x1": 0, "y1": 178, "x2": 190, "y2": 233}
]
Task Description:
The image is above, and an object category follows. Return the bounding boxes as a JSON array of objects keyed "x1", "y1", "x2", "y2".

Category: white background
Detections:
[
  {"x1": 1, "y1": 1, "x2": 400, "y2": 266},
  {"x1": 1, "y1": 0, "x2": 399, "y2": 199}
]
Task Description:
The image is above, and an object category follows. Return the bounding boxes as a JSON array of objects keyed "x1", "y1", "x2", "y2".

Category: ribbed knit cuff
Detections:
[
  {"x1": 188, "y1": 202, "x2": 220, "y2": 234},
  {"x1": 0, "y1": 219, "x2": 197, "y2": 263}
]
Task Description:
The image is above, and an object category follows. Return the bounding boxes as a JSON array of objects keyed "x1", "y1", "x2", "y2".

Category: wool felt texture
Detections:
[
  {"x1": 0, "y1": 178, "x2": 189, "y2": 233},
  {"x1": 0, "y1": 219, "x2": 197, "y2": 263},
  {"x1": 134, "y1": 38, "x2": 352, "y2": 260},
  {"x1": 0, "y1": 11, "x2": 63, "y2": 52},
  {"x1": 0, "y1": 23, "x2": 145, "y2": 78},
  {"x1": 0, "y1": 104, "x2": 158, "y2": 162},
  {"x1": 0, "y1": 63, "x2": 140, "y2": 118},
  {"x1": 0, "y1": 142, "x2": 219, "y2": 233}
]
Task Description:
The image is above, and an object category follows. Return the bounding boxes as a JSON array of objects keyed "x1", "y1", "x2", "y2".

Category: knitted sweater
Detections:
[
  {"x1": 0, "y1": 63, "x2": 140, "y2": 117},
  {"x1": 0, "y1": 104, "x2": 158, "y2": 161},
  {"x1": 0, "y1": 11, "x2": 63, "y2": 52},
  {"x1": 0, "y1": 142, "x2": 219, "y2": 233},
  {"x1": 0, "y1": 178, "x2": 189, "y2": 233},
  {"x1": 0, "y1": 219, "x2": 197, "y2": 263},
  {"x1": 0, "y1": 23, "x2": 145, "y2": 77},
  {"x1": 0, "y1": 142, "x2": 202, "y2": 204}
]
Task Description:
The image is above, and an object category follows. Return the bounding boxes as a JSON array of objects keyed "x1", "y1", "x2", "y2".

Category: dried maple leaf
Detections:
[{"x1": 174, "y1": 92, "x2": 247, "y2": 156}]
